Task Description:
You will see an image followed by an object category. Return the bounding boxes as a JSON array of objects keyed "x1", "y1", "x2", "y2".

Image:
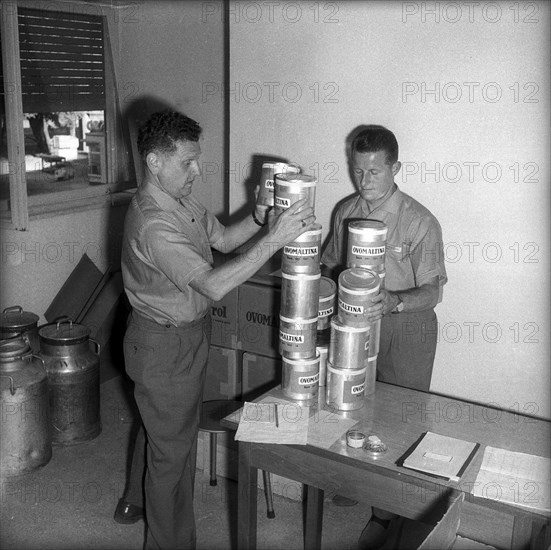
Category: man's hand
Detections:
[
  {"x1": 366, "y1": 290, "x2": 400, "y2": 320},
  {"x1": 267, "y1": 198, "x2": 316, "y2": 245}
]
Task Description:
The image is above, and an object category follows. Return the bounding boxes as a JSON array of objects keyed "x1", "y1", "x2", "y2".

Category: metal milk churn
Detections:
[
  {"x1": 38, "y1": 320, "x2": 101, "y2": 445},
  {"x1": 0, "y1": 337, "x2": 52, "y2": 477},
  {"x1": 1, "y1": 306, "x2": 40, "y2": 353}
]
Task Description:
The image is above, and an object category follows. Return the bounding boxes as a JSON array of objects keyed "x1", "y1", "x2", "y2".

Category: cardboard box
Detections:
[
  {"x1": 237, "y1": 281, "x2": 281, "y2": 357},
  {"x1": 241, "y1": 352, "x2": 281, "y2": 402},
  {"x1": 210, "y1": 287, "x2": 239, "y2": 348},
  {"x1": 203, "y1": 346, "x2": 241, "y2": 401}
]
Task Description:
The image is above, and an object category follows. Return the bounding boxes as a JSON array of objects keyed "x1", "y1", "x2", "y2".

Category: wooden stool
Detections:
[{"x1": 198, "y1": 399, "x2": 275, "y2": 518}]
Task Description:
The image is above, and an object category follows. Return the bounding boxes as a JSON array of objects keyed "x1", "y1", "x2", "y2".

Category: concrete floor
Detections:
[{"x1": 0, "y1": 375, "x2": 375, "y2": 550}]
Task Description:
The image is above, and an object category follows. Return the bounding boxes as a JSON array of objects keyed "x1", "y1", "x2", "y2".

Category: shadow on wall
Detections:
[{"x1": 121, "y1": 96, "x2": 176, "y2": 186}]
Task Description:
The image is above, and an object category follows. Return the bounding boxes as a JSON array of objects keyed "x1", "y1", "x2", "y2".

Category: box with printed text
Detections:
[{"x1": 237, "y1": 281, "x2": 281, "y2": 357}]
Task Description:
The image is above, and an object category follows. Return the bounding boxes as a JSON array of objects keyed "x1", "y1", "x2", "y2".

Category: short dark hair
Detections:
[
  {"x1": 137, "y1": 110, "x2": 202, "y2": 161},
  {"x1": 351, "y1": 125, "x2": 399, "y2": 165}
]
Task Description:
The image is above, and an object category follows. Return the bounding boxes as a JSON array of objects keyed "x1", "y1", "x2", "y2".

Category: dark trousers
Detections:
[
  {"x1": 377, "y1": 308, "x2": 438, "y2": 392},
  {"x1": 123, "y1": 311, "x2": 211, "y2": 550}
]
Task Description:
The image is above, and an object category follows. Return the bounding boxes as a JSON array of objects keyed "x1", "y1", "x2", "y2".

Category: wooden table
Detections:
[{"x1": 222, "y1": 383, "x2": 551, "y2": 550}]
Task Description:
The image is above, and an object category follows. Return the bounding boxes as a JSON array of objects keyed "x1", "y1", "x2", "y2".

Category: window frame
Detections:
[{"x1": 0, "y1": 1, "x2": 135, "y2": 231}]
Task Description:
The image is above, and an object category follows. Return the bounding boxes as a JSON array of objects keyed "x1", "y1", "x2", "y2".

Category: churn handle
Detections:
[
  {"x1": 89, "y1": 338, "x2": 101, "y2": 356},
  {"x1": 0, "y1": 374, "x2": 16, "y2": 396},
  {"x1": 2, "y1": 305, "x2": 23, "y2": 317},
  {"x1": 30, "y1": 354, "x2": 46, "y2": 371},
  {"x1": 55, "y1": 317, "x2": 73, "y2": 331}
]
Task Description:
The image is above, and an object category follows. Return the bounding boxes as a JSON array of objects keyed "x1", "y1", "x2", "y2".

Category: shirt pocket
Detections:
[{"x1": 386, "y1": 243, "x2": 410, "y2": 263}]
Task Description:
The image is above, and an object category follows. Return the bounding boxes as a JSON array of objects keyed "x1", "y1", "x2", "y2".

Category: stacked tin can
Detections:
[
  {"x1": 275, "y1": 173, "x2": 321, "y2": 404},
  {"x1": 346, "y1": 219, "x2": 388, "y2": 361},
  {"x1": 326, "y1": 267, "x2": 380, "y2": 411}
]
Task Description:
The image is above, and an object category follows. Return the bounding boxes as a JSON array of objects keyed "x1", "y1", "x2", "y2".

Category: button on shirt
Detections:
[
  {"x1": 321, "y1": 186, "x2": 447, "y2": 299},
  {"x1": 122, "y1": 181, "x2": 225, "y2": 326}
]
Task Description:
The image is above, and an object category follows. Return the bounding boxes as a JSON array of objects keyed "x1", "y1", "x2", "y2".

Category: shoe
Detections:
[
  {"x1": 113, "y1": 498, "x2": 144, "y2": 524},
  {"x1": 332, "y1": 494, "x2": 358, "y2": 506},
  {"x1": 357, "y1": 516, "x2": 391, "y2": 550}
]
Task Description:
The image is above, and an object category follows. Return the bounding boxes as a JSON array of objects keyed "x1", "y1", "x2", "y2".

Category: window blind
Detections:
[{"x1": 1, "y1": 7, "x2": 105, "y2": 113}]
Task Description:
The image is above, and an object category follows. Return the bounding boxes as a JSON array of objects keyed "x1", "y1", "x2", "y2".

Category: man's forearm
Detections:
[{"x1": 384, "y1": 279, "x2": 440, "y2": 314}]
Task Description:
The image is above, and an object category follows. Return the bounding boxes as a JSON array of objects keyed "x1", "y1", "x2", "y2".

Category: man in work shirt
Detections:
[
  {"x1": 119, "y1": 110, "x2": 315, "y2": 550},
  {"x1": 321, "y1": 125, "x2": 447, "y2": 549}
]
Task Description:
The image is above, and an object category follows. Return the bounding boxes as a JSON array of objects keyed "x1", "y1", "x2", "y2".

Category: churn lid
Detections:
[
  {"x1": 0, "y1": 337, "x2": 32, "y2": 362},
  {"x1": 0, "y1": 306, "x2": 40, "y2": 332},
  {"x1": 38, "y1": 320, "x2": 90, "y2": 346},
  {"x1": 339, "y1": 267, "x2": 380, "y2": 294}
]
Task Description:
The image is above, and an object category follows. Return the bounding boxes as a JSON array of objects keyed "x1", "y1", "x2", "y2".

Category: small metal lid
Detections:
[
  {"x1": 39, "y1": 320, "x2": 90, "y2": 345},
  {"x1": 363, "y1": 435, "x2": 388, "y2": 458},
  {"x1": 339, "y1": 268, "x2": 380, "y2": 294},
  {"x1": 348, "y1": 219, "x2": 388, "y2": 234},
  {"x1": 1, "y1": 306, "x2": 39, "y2": 332}
]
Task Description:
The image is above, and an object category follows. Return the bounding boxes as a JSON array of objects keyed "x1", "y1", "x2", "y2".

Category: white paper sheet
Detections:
[{"x1": 472, "y1": 446, "x2": 551, "y2": 512}]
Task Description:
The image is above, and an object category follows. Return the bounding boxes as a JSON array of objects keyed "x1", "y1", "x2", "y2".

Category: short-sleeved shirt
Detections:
[
  {"x1": 121, "y1": 181, "x2": 225, "y2": 326},
  {"x1": 321, "y1": 186, "x2": 447, "y2": 298}
]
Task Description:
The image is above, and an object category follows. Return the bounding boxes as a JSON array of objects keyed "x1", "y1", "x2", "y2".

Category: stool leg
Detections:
[
  {"x1": 262, "y1": 470, "x2": 275, "y2": 519},
  {"x1": 210, "y1": 433, "x2": 217, "y2": 486}
]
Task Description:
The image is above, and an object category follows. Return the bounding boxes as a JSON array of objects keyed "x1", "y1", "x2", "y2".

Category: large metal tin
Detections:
[
  {"x1": 279, "y1": 315, "x2": 318, "y2": 359},
  {"x1": 257, "y1": 162, "x2": 300, "y2": 207},
  {"x1": 38, "y1": 320, "x2": 101, "y2": 445},
  {"x1": 329, "y1": 316, "x2": 369, "y2": 369},
  {"x1": 280, "y1": 272, "x2": 321, "y2": 319},
  {"x1": 326, "y1": 362, "x2": 367, "y2": 411},
  {"x1": 281, "y1": 223, "x2": 322, "y2": 275},
  {"x1": 337, "y1": 268, "x2": 380, "y2": 328},
  {"x1": 274, "y1": 173, "x2": 317, "y2": 216},
  {"x1": 0, "y1": 338, "x2": 52, "y2": 476},
  {"x1": 346, "y1": 219, "x2": 388, "y2": 273},
  {"x1": 282, "y1": 354, "x2": 320, "y2": 402}
]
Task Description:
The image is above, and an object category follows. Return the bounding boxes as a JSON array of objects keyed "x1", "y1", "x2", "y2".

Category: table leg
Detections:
[
  {"x1": 238, "y1": 441, "x2": 258, "y2": 550},
  {"x1": 304, "y1": 484, "x2": 324, "y2": 550}
]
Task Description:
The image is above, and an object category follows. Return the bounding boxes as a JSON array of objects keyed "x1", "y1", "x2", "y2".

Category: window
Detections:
[{"x1": 0, "y1": 2, "x2": 133, "y2": 230}]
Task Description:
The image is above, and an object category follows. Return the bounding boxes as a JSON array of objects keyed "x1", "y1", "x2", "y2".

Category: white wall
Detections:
[
  {"x1": 228, "y1": 1, "x2": 550, "y2": 418},
  {"x1": 115, "y1": 0, "x2": 226, "y2": 215}
]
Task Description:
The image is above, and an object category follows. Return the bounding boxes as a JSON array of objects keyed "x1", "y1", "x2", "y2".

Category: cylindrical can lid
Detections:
[
  {"x1": 292, "y1": 223, "x2": 322, "y2": 239},
  {"x1": 282, "y1": 352, "x2": 320, "y2": 367},
  {"x1": 339, "y1": 268, "x2": 380, "y2": 294},
  {"x1": 348, "y1": 219, "x2": 388, "y2": 236},
  {"x1": 1, "y1": 306, "x2": 39, "y2": 332},
  {"x1": 282, "y1": 272, "x2": 321, "y2": 281},
  {"x1": 327, "y1": 362, "x2": 367, "y2": 375},
  {"x1": 330, "y1": 316, "x2": 370, "y2": 333},
  {"x1": 275, "y1": 173, "x2": 317, "y2": 187},
  {"x1": 39, "y1": 321, "x2": 90, "y2": 345},
  {"x1": 262, "y1": 161, "x2": 300, "y2": 174},
  {"x1": 279, "y1": 314, "x2": 319, "y2": 325}
]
